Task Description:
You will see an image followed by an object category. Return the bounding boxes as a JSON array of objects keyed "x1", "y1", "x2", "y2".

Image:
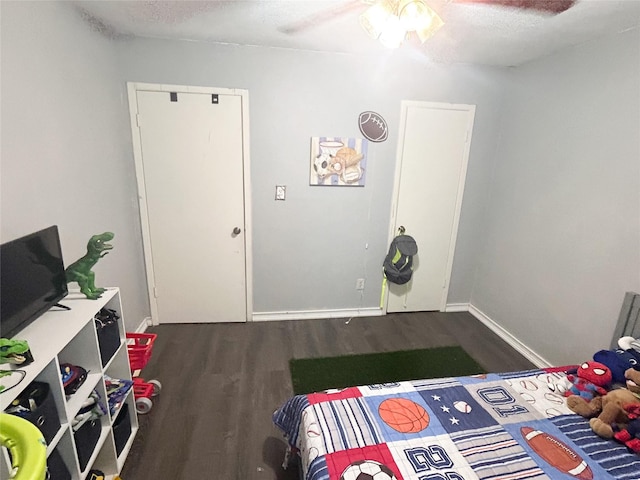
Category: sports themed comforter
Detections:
[{"x1": 273, "y1": 369, "x2": 640, "y2": 480}]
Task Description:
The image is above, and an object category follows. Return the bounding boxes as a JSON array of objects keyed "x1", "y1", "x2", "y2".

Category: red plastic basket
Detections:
[
  {"x1": 126, "y1": 333, "x2": 157, "y2": 372},
  {"x1": 133, "y1": 377, "x2": 154, "y2": 398}
]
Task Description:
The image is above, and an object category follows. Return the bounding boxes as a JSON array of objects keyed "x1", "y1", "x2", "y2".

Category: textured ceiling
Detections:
[{"x1": 74, "y1": 0, "x2": 640, "y2": 66}]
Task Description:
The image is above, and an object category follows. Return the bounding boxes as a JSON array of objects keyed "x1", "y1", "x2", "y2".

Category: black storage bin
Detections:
[
  {"x1": 8, "y1": 381, "x2": 60, "y2": 445},
  {"x1": 96, "y1": 311, "x2": 121, "y2": 367},
  {"x1": 112, "y1": 403, "x2": 132, "y2": 456},
  {"x1": 74, "y1": 418, "x2": 101, "y2": 471},
  {"x1": 46, "y1": 447, "x2": 71, "y2": 480}
]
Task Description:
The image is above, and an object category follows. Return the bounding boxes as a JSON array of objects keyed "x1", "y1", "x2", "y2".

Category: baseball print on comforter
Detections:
[{"x1": 273, "y1": 369, "x2": 640, "y2": 480}]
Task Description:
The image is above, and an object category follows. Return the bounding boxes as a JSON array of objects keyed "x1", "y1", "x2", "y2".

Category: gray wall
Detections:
[
  {"x1": 115, "y1": 38, "x2": 507, "y2": 313},
  {"x1": 471, "y1": 27, "x2": 640, "y2": 365},
  {"x1": 0, "y1": 1, "x2": 505, "y2": 324},
  {"x1": 0, "y1": 1, "x2": 149, "y2": 331},
  {"x1": 7, "y1": 2, "x2": 635, "y2": 368}
]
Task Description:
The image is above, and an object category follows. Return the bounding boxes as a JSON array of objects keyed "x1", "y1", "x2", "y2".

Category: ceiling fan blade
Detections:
[
  {"x1": 453, "y1": 0, "x2": 576, "y2": 14},
  {"x1": 278, "y1": 0, "x2": 366, "y2": 35}
]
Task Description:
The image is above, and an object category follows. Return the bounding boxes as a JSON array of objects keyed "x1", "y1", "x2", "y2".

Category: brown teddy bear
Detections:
[
  {"x1": 626, "y1": 367, "x2": 640, "y2": 393},
  {"x1": 567, "y1": 368, "x2": 640, "y2": 438}
]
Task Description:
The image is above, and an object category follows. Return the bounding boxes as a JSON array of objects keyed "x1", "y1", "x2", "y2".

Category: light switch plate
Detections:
[{"x1": 275, "y1": 185, "x2": 286, "y2": 200}]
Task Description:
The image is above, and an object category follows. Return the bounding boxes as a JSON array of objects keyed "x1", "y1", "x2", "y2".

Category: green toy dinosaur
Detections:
[
  {"x1": 65, "y1": 232, "x2": 114, "y2": 299},
  {"x1": 0, "y1": 339, "x2": 32, "y2": 365}
]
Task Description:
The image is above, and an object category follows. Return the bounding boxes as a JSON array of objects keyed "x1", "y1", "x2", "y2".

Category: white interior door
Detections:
[
  {"x1": 387, "y1": 102, "x2": 475, "y2": 313},
  {"x1": 129, "y1": 84, "x2": 251, "y2": 323}
]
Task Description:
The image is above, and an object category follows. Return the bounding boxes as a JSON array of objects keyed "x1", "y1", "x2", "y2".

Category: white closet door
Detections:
[
  {"x1": 388, "y1": 102, "x2": 475, "y2": 312},
  {"x1": 132, "y1": 88, "x2": 248, "y2": 323}
]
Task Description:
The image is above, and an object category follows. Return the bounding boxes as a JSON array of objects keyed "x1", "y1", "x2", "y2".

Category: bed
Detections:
[
  {"x1": 274, "y1": 293, "x2": 640, "y2": 479},
  {"x1": 273, "y1": 367, "x2": 640, "y2": 479}
]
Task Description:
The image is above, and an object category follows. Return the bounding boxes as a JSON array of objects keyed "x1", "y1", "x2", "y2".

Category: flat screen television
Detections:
[{"x1": 1, "y1": 225, "x2": 68, "y2": 339}]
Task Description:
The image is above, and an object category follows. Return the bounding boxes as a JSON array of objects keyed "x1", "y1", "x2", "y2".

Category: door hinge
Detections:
[
  {"x1": 136, "y1": 114, "x2": 142, "y2": 128},
  {"x1": 153, "y1": 286, "x2": 159, "y2": 298}
]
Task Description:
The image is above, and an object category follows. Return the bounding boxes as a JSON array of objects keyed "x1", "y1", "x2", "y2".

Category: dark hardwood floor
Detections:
[{"x1": 120, "y1": 311, "x2": 535, "y2": 479}]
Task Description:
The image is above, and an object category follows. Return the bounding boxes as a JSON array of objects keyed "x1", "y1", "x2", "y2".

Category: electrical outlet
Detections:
[
  {"x1": 275, "y1": 185, "x2": 286, "y2": 200},
  {"x1": 356, "y1": 278, "x2": 365, "y2": 290}
]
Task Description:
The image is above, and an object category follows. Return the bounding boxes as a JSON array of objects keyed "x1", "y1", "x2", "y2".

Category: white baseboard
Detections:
[
  {"x1": 445, "y1": 303, "x2": 470, "y2": 312},
  {"x1": 252, "y1": 307, "x2": 383, "y2": 322},
  {"x1": 135, "y1": 317, "x2": 150, "y2": 333},
  {"x1": 468, "y1": 304, "x2": 553, "y2": 369}
]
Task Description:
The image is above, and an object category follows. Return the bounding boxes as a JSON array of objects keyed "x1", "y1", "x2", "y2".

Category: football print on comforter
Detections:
[{"x1": 273, "y1": 369, "x2": 640, "y2": 480}]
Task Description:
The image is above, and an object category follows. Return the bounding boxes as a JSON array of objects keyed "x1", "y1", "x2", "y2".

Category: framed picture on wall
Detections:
[{"x1": 309, "y1": 137, "x2": 368, "y2": 186}]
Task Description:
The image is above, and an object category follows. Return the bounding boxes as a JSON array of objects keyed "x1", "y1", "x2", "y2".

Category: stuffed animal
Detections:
[
  {"x1": 567, "y1": 368, "x2": 640, "y2": 439},
  {"x1": 564, "y1": 361, "x2": 612, "y2": 400},
  {"x1": 619, "y1": 336, "x2": 640, "y2": 353},
  {"x1": 594, "y1": 348, "x2": 640, "y2": 384},
  {"x1": 614, "y1": 404, "x2": 640, "y2": 453},
  {"x1": 612, "y1": 368, "x2": 640, "y2": 452},
  {"x1": 626, "y1": 367, "x2": 640, "y2": 393}
]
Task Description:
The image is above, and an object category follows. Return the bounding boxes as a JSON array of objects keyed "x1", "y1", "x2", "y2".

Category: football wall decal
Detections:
[{"x1": 359, "y1": 111, "x2": 388, "y2": 142}]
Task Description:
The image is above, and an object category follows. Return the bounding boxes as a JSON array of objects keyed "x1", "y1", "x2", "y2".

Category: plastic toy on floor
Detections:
[{"x1": 126, "y1": 332, "x2": 161, "y2": 414}]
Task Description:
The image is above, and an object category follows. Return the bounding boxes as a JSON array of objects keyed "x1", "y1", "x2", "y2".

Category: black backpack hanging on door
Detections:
[{"x1": 383, "y1": 227, "x2": 418, "y2": 285}]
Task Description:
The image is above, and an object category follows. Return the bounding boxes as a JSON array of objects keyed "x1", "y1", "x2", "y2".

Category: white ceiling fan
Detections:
[{"x1": 278, "y1": 0, "x2": 576, "y2": 35}]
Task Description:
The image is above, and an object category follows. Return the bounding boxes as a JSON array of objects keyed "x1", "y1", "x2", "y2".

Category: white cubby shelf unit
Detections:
[{"x1": 1, "y1": 288, "x2": 138, "y2": 480}]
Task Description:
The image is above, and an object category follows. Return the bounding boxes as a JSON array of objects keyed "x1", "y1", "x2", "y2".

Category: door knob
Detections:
[{"x1": 233, "y1": 227, "x2": 242, "y2": 235}]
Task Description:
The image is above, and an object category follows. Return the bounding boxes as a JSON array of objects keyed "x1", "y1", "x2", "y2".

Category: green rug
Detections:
[{"x1": 290, "y1": 346, "x2": 486, "y2": 395}]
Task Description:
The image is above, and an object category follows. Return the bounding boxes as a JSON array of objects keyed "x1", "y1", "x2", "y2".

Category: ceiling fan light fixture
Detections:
[
  {"x1": 379, "y1": 15, "x2": 406, "y2": 48},
  {"x1": 398, "y1": 0, "x2": 429, "y2": 31},
  {"x1": 361, "y1": 0, "x2": 443, "y2": 48},
  {"x1": 414, "y1": 7, "x2": 443, "y2": 43},
  {"x1": 359, "y1": 0, "x2": 394, "y2": 39}
]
